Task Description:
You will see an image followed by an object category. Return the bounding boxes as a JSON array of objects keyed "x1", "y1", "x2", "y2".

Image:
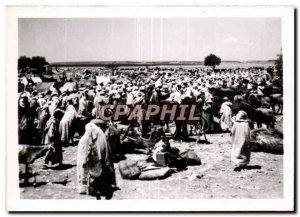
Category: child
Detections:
[{"x1": 231, "y1": 110, "x2": 251, "y2": 170}]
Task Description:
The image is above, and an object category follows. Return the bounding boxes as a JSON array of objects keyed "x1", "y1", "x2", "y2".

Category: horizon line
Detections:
[{"x1": 47, "y1": 59, "x2": 276, "y2": 67}]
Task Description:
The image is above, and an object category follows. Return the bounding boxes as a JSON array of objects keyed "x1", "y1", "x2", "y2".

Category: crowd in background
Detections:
[{"x1": 18, "y1": 65, "x2": 282, "y2": 196}]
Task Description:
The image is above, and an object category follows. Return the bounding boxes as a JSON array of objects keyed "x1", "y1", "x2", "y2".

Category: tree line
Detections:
[
  {"x1": 18, "y1": 53, "x2": 282, "y2": 78},
  {"x1": 18, "y1": 56, "x2": 48, "y2": 75}
]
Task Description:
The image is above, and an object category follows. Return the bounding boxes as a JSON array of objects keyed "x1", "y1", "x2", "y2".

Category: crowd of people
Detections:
[{"x1": 18, "y1": 65, "x2": 282, "y2": 197}]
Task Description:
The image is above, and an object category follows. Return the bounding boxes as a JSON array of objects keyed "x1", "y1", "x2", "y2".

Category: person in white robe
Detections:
[
  {"x1": 77, "y1": 123, "x2": 116, "y2": 198},
  {"x1": 219, "y1": 97, "x2": 233, "y2": 132},
  {"x1": 231, "y1": 110, "x2": 251, "y2": 169}
]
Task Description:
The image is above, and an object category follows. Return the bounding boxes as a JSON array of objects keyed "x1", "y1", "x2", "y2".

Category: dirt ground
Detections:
[{"x1": 20, "y1": 116, "x2": 283, "y2": 200}]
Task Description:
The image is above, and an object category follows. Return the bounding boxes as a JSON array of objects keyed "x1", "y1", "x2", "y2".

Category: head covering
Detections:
[
  {"x1": 235, "y1": 110, "x2": 249, "y2": 122},
  {"x1": 223, "y1": 97, "x2": 229, "y2": 102}
]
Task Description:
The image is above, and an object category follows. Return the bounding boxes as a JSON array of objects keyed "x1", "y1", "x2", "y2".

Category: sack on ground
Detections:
[
  {"x1": 138, "y1": 167, "x2": 172, "y2": 180},
  {"x1": 180, "y1": 150, "x2": 202, "y2": 166},
  {"x1": 118, "y1": 160, "x2": 141, "y2": 179},
  {"x1": 251, "y1": 128, "x2": 283, "y2": 154}
]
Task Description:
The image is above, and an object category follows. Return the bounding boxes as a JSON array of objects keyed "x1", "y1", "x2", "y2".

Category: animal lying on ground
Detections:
[
  {"x1": 250, "y1": 128, "x2": 283, "y2": 154},
  {"x1": 18, "y1": 144, "x2": 49, "y2": 185}
]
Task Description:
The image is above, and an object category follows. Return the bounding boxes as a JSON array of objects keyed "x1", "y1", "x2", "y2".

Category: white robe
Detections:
[
  {"x1": 77, "y1": 123, "x2": 115, "y2": 192},
  {"x1": 231, "y1": 121, "x2": 251, "y2": 167},
  {"x1": 219, "y1": 101, "x2": 232, "y2": 131}
]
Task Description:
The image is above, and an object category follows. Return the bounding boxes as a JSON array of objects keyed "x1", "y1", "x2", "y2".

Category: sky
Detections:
[{"x1": 18, "y1": 18, "x2": 281, "y2": 63}]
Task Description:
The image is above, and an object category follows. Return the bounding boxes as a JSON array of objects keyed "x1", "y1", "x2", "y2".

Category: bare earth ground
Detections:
[{"x1": 20, "y1": 116, "x2": 283, "y2": 199}]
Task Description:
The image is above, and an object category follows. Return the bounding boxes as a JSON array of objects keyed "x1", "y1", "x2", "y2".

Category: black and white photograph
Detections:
[{"x1": 6, "y1": 6, "x2": 294, "y2": 212}]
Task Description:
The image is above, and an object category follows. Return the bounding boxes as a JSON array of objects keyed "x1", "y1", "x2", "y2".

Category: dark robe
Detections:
[
  {"x1": 44, "y1": 117, "x2": 63, "y2": 165},
  {"x1": 38, "y1": 106, "x2": 50, "y2": 145},
  {"x1": 18, "y1": 106, "x2": 36, "y2": 145}
]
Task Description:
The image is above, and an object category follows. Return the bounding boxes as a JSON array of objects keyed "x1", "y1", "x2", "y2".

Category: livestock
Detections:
[
  {"x1": 19, "y1": 144, "x2": 49, "y2": 185},
  {"x1": 269, "y1": 94, "x2": 283, "y2": 114},
  {"x1": 209, "y1": 87, "x2": 241, "y2": 116},
  {"x1": 255, "y1": 108, "x2": 276, "y2": 129},
  {"x1": 251, "y1": 128, "x2": 283, "y2": 154}
]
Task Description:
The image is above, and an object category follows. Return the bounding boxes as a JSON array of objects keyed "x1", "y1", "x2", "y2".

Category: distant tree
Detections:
[
  {"x1": 267, "y1": 66, "x2": 274, "y2": 78},
  {"x1": 18, "y1": 56, "x2": 31, "y2": 70},
  {"x1": 18, "y1": 56, "x2": 48, "y2": 75},
  {"x1": 204, "y1": 54, "x2": 221, "y2": 69},
  {"x1": 30, "y1": 56, "x2": 48, "y2": 74},
  {"x1": 275, "y1": 52, "x2": 283, "y2": 79},
  {"x1": 19, "y1": 67, "x2": 34, "y2": 75}
]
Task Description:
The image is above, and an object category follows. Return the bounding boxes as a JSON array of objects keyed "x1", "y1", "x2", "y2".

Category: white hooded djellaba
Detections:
[
  {"x1": 231, "y1": 110, "x2": 251, "y2": 167},
  {"x1": 77, "y1": 122, "x2": 116, "y2": 195},
  {"x1": 219, "y1": 98, "x2": 233, "y2": 131}
]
